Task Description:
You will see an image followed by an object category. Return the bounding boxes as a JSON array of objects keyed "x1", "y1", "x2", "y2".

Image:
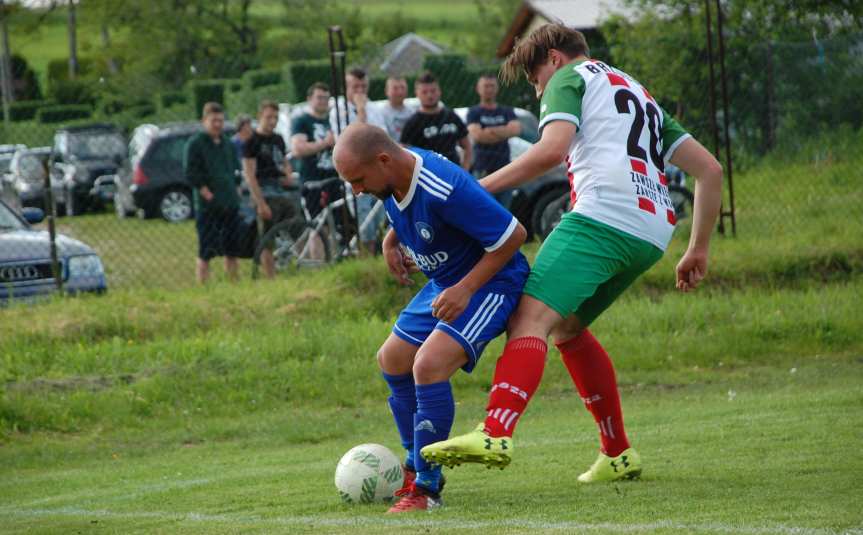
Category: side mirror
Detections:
[{"x1": 22, "y1": 207, "x2": 45, "y2": 224}]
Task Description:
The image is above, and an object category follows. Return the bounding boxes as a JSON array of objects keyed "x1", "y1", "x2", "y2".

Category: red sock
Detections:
[
  {"x1": 484, "y1": 337, "x2": 547, "y2": 438},
  {"x1": 556, "y1": 329, "x2": 630, "y2": 457}
]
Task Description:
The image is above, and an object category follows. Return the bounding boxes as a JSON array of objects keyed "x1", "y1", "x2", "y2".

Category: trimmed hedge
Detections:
[
  {"x1": 284, "y1": 60, "x2": 332, "y2": 102},
  {"x1": 35, "y1": 104, "x2": 93, "y2": 124},
  {"x1": 189, "y1": 79, "x2": 226, "y2": 115},
  {"x1": 8, "y1": 100, "x2": 55, "y2": 122},
  {"x1": 243, "y1": 68, "x2": 282, "y2": 90},
  {"x1": 46, "y1": 57, "x2": 95, "y2": 87},
  {"x1": 158, "y1": 91, "x2": 188, "y2": 110},
  {"x1": 49, "y1": 79, "x2": 97, "y2": 106}
]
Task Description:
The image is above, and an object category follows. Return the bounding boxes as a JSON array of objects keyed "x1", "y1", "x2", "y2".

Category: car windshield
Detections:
[
  {"x1": 0, "y1": 202, "x2": 24, "y2": 230},
  {"x1": 0, "y1": 156, "x2": 12, "y2": 173},
  {"x1": 68, "y1": 133, "x2": 126, "y2": 160}
]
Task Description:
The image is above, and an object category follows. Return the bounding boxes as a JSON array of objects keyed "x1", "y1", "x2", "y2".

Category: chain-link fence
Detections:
[{"x1": 1, "y1": 24, "x2": 861, "y2": 298}]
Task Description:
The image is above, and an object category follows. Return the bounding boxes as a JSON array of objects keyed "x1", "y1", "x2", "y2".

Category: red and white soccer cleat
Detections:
[{"x1": 387, "y1": 483, "x2": 442, "y2": 513}]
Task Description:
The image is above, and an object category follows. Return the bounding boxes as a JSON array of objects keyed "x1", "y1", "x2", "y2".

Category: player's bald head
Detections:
[{"x1": 333, "y1": 123, "x2": 399, "y2": 168}]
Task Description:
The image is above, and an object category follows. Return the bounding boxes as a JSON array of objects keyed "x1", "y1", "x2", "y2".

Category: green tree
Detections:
[{"x1": 603, "y1": 0, "x2": 863, "y2": 155}]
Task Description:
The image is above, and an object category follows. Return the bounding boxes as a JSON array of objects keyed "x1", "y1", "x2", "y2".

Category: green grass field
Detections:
[{"x1": 1, "y1": 346, "x2": 861, "y2": 533}]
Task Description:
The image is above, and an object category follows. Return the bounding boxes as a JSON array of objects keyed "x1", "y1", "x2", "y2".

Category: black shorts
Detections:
[
  {"x1": 258, "y1": 194, "x2": 301, "y2": 239},
  {"x1": 196, "y1": 207, "x2": 243, "y2": 260},
  {"x1": 303, "y1": 180, "x2": 345, "y2": 219}
]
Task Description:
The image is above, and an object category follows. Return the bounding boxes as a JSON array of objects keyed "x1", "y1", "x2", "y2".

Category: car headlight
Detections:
[
  {"x1": 14, "y1": 180, "x2": 34, "y2": 193},
  {"x1": 67, "y1": 255, "x2": 104, "y2": 278}
]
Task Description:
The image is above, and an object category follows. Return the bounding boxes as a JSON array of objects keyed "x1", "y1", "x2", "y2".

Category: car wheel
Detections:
[
  {"x1": 158, "y1": 188, "x2": 193, "y2": 223},
  {"x1": 531, "y1": 187, "x2": 570, "y2": 242}
]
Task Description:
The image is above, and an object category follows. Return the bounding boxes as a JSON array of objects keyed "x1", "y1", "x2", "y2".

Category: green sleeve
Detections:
[
  {"x1": 538, "y1": 69, "x2": 586, "y2": 133},
  {"x1": 661, "y1": 107, "x2": 691, "y2": 159},
  {"x1": 183, "y1": 136, "x2": 206, "y2": 189}
]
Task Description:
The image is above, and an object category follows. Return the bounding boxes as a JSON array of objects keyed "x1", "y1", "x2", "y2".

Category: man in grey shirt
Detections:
[{"x1": 378, "y1": 76, "x2": 417, "y2": 142}]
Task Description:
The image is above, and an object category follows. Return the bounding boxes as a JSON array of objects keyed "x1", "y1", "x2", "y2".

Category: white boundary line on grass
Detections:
[{"x1": 3, "y1": 506, "x2": 859, "y2": 534}]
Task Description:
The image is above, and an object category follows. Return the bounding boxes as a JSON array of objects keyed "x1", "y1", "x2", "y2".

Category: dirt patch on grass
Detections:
[{"x1": 5, "y1": 371, "x2": 152, "y2": 393}]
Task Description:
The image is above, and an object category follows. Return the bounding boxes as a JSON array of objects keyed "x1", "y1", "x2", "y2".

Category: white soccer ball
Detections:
[{"x1": 334, "y1": 443, "x2": 403, "y2": 504}]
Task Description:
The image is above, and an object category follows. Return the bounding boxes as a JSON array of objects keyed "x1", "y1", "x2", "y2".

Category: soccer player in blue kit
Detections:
[{"x1": 333, "y1": 123, "x2": 529, "y2": 513}]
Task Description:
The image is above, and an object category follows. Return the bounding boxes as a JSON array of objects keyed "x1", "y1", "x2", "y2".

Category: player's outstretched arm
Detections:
[
  {"x1": 479, "y1": 120, "x2": 575, "y2": 194},
  {"x1": 431, "y1": 221, "x2": 527, "y2": 323},
  {"x1": 669, "y1": 137, "x2": 723, "y2": 292}
]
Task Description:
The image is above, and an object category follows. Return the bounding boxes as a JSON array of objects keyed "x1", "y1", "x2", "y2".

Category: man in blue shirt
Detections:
[
  {"x1": 466, "y1": 74, "x2": 521, "y2": 209},
  {"x1": 333, "y1": 123, "x2": 529, "y2": 513}
]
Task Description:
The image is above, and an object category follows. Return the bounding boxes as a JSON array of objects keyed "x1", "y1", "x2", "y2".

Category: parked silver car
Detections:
[{"x1": 3, "y1": 147, "x2": 64, "y2": 213}]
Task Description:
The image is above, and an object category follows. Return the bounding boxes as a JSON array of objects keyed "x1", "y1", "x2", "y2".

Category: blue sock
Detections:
[
  {"x1": 413, "y1": 381, "x2": 454, "y2": 494},
  {"x1": 382, "y1": 371, "x2": 417, "y2": 470}
]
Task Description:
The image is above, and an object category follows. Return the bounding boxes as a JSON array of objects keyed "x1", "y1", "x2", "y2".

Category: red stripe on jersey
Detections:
[
  {"x1": 630, "y1": 159, "x2": 647, "y2": 175},
  {"x1": 606, "y1": 73, "x2": 629, "y2": 87},
  {"x1": 642, "y1": 87, "x2": 655, "y2": 102},
  {"x1": 638, "y1": 197, "x2": 656, "y2": 214},
  {"x1": 658, "y1": 172, "x2": 667, "y2": 186},
  {"x1": 667, "y1": 209, "x2": 677, "y2": 225}
]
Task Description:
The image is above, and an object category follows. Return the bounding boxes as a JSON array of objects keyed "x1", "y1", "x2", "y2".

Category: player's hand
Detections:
[
  {"x1": 323, "y1": 131, "x2": 336, "y2": 148},
  {"x1": 200, "y1": 187, "x2": 214, "y2": 203},
  {"x1": 675, "y1": 248, "x2": 708, "y2": 292},
  {"x1": 257, "y1": 201, "x2": 272, "y2": 221},
  {"x1": 384, "y1": 243, "x2": 414, "y2": 286},
  {"x1": 354, "y1": 93, "x2": 368, "y2": 111},
  {"x1": 431, "y1": 284, "x2": 473, "y2": 324}
]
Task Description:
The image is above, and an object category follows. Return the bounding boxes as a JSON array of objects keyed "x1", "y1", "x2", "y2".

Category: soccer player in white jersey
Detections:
[
  {"x1": 422, "y1": 23, "x2": 723, "y2": 482},
  {"x1": 333, "y1": 123, "x2": 530, "y2": 512}
]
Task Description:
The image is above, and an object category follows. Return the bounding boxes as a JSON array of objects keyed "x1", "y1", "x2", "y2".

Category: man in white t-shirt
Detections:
[{"x1": 330, "y1": 68, "x2": 387, "y2": 255}]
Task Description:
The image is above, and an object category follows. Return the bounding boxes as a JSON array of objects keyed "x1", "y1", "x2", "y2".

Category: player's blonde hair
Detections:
[{"x1": 501, "y1": 23, "x2": 590, "y2": 84}]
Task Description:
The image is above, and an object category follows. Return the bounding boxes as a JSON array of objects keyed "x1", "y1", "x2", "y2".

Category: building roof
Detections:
[
  {"x1": 497, "y1": 0, "x2": 634, "y2": 57},
  {"x1": 373, "y1": 33, "x2": 446, "y2": 77}
]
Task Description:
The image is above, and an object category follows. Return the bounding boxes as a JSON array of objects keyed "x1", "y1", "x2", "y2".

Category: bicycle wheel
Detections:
[
  {"x1": 667, "y1": 184, "x2": 694, "y2": 221},
  {"x1": 254, "y1": 216, "x2": 331, "y2": 274}
]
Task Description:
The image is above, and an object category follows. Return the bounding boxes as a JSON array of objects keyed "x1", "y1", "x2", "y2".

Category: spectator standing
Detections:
[
  {"x1": 400, "y1": 71, "x2": 472, "y2": 170},
  {"x1": 184, "y1": 102, "x2": 243, "y2": 284},
  {"x1": 291, "y1": 83, "x2": 339, "y2": 216},
  {"x1": 467, "y1": 74, "x2": 521, "y2": 208},
  {"x1": 379, "y1": 76, "x2": 417, "y2": 141},
  {"x1": 330, "y1": 68, "x2": 388, "y2": 255},
  {"x1": 243, "y1": 100, "x2": 296, "y2": 279},
  {"x1": 232, "y1": 114, "x2": 253, "y2": 162}
]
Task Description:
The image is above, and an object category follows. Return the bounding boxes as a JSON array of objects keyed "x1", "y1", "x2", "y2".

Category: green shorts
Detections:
[{"x1": 524, "y1": 212, "x2": 663, "y2": 326}]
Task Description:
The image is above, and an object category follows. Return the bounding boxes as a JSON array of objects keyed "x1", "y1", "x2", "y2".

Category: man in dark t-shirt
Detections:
[
  {"x1": 243, "y1": 100, "x2": 297, "y2": 278},
  {"x1": 467, "y1": 73, "x2": 521, "y2": 208},
  {"x1": 400, "y1": 71, "x2": 472, "y2": 170},
  {"x1": 291, "y1": 82, "x2": 341, "y2": 221},
  {"x1": 184, "y1": 102, "x2": 243, "y2": 284}
]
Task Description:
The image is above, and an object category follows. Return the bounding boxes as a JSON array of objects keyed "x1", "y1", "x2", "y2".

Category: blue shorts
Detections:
[{"x1": 393, "y1": 281, "x2": 520, "y2": 373}]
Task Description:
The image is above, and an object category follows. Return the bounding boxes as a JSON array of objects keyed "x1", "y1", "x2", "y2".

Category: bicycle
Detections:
[
  {"x1": 536, "y1": 165, "x2": 694, "y2": 242},
  {"x1": 253, "y1": 177, "x2": 388, "y2": 274}
]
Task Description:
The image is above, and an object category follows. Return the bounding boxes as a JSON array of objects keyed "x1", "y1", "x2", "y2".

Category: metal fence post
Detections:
[
  {"x1": 43, "y1": 161, "x2": 63, "y2": 292},
  {"x1": 715, "y1": 0, "x2": 736, "y2": 236}
]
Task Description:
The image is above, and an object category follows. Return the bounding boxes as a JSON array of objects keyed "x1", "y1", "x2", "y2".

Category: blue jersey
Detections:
[{"x1": 384, "y1": 148, "x2": 529, "y2": 289}]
